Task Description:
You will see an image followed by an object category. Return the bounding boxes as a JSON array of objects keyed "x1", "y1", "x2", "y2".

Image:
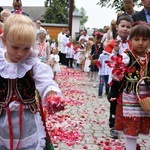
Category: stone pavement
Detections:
[{"x1": 48, "y1": 66, "x2": 150, "y2": 150}]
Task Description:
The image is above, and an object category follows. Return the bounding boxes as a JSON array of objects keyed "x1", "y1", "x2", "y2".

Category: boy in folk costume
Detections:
[{"x1": 104, "y1": 14, "x2": 133, "y2": 138}]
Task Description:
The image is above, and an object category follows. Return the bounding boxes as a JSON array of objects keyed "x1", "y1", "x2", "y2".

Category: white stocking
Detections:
[
  {"x1": 125, "y1": 137, "x2": 137, "y2": 150},
  {"x1": 93, "y1": 72, "x2": 97, "y2": 84}
]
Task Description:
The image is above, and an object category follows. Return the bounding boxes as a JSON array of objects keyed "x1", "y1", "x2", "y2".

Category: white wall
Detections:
[{"x1": 72, "y1": 16, "x2": 81, "y2": 40}]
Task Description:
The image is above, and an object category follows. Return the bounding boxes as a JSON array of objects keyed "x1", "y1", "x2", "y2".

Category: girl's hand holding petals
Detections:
[{"x1": 45, "y1": 94, "x2": 66, "y2": 115}]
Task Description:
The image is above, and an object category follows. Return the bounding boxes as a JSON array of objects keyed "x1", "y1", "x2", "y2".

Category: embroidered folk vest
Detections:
[
  {"x1": 119, "y1": 50, "x2": 150, "y2": 93},
  {"x1": 0, "y1": 70, "x2": 39, "y2": 114}
]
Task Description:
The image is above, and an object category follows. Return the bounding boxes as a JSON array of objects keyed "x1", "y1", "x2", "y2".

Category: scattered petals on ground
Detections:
[{"x1": 45, "y1": 66, "x2": 149, "y2": 150}]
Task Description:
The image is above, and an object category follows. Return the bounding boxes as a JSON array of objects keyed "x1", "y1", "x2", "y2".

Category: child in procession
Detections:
[
  {"x1": 50, "y1": 47, "x2": 61, "y2": 80},
  {"x1": 35, "y1": 29, "x2": 50, "y2": 64},
  {"x1": 111, "y1": 22, "x2": 150, "y2": 150},
  {"x1": 0, "y1": 14, "x2": 63, "y2": 150},
  {"x1": 105, "y1": 14, "x2": 133, "y2": 139}
]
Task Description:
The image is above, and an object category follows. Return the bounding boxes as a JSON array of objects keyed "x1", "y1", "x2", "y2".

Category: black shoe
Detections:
[
  {"x1": 109, "y1": 128, "x2": 118, "y2": 139},
  {"x1": 98, "y1": 95, "x2": 102, "y2": 98}
]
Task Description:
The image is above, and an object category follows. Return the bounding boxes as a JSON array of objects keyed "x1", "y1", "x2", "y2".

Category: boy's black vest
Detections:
[{"x1": 0, "y1": 70, "x2": 39, "y2": 115}]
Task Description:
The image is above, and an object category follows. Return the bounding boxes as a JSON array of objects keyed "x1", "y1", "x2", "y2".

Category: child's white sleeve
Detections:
[
  {"x1": 122, "y1": 53, "x2": 130, "y2": 65},
  {"x1": 33, "y1": 62, "x2": 61, "y2": 100}
]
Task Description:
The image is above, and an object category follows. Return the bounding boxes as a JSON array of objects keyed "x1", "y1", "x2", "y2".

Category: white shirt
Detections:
[
  {"x1": 98, "y1": 52, "x2": 111, "y2": 75},
  {"x1": 57, "y1": 32, "x2": 65, "y2": 52}
]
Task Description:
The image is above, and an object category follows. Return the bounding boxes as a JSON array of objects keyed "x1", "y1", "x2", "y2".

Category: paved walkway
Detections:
[{"x1": 47, "y1": 66, "x2": 150, "y2": 150}]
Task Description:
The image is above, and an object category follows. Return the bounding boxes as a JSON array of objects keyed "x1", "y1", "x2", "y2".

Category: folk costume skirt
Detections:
[{"x1": 115, "y1": 86, "x2": 150, "y2": 137}]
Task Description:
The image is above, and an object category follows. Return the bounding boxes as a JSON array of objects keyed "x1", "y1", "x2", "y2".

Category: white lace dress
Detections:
[
  {"x1": 84, "y1": 50, "x2": 91, "y2": 72},
  {"x1": 50, "y1": 54, "x2": 60, "y2": 73},
  {"x1": 0, "y1": 48, "x2": 61, "y2": 150}
]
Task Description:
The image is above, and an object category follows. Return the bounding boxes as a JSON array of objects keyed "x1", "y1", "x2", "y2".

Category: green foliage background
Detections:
[{"x1": 96, "y1": 0, "x2": 142, "y2": 12}]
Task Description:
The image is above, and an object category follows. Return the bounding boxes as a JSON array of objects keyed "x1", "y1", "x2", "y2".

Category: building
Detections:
[{"x1": 2, "y1": 6, "x2": 82, "y2": 40}]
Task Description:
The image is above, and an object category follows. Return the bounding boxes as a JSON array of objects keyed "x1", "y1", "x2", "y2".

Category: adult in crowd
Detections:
[
  {"x1": 35, "y1": 20, "x2": 51, "y2": 43},
  {"x1": 61, "y1": 29, "x2": 70, "y2": 66},
  {"x1": 79, "y1": 29, "x2": 89, "y2": 43},
  {"x1": 45, "y1": 28, "x2": 51, "y2": 43},
  {"x1": 57, "y1": 28, "x2": 66, "y2": 64},
  {"x1": 132, "y1": 0, "x2": 150, "y2": 24},
  {"x1": 116, "y1": 0, "x2": 137, "y2": 25},
  {"x1": 123, "y1": 0, "x2": 137, "y2": 16},
  {"x1": 35, "y1": 20, "x2": 46, "y2": 32},
  {"x1": 76, "y1": 30, "x2": 83, "y2": 42},
  {"x1": 101, "y1": 25, "x2": 110, "y2": 44},
  {"x1": 92, "y1": 28, "x2": 99, "y2": 37},
  {"x1": 11, "y1": 0, "x2": 29, "y2": 16},
  {"x1": 104, "y1": 19, "x2": 117, "y2": 48}
]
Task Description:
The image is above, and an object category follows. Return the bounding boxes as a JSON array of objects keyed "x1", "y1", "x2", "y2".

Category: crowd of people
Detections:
[{"x1": 0, "y1": 0, "x2": 150, "y2": 150}]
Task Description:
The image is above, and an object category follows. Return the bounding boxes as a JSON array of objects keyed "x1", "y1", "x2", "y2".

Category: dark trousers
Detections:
[
  {"x1": 61, "y1": 53, "x2": 67, "y2": 65},
  {"x1": 66, "y1": 58, "x2": 73, "y2": 68},
  {"x1": 59, "y1": 51, "x2": 62, "y2": 63},
  {"x1": 109, "y1": 100, "x2": 117, "y2": 128},
  {"x1": 107, "y1": 80, "x2": 120, "y2": 128},
  {"x1": 98, "y1": 75, "x2": 109, "y2": 96}
]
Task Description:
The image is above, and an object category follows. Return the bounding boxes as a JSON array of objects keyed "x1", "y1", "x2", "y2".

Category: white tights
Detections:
[
  {"x1": 92, "y1": 72, "x2": 97, "y2": 84},
  {"x1": 125, "y1": 137, "x2": 137, "y2": 150}
]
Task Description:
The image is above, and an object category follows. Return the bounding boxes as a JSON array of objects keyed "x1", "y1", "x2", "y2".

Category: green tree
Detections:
[
  {"x1": 43, "y1": 0, "x2": 70, "y2": 24},
  {"x1": 96, "y1": 0, "x2": 141, "y2": 12},
  {"x1": 78, "y1": 7, "x2": 88, "y2": 25}
]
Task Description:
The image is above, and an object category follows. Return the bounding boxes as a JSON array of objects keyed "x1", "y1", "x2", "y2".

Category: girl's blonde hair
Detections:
[
  {"x1": 0, "y1": 21, "x2": 3, "y2": 28},
  {"x1": 85, "y1": 41, "x2": 92, "y2": 52},
  {"x1": 0, "y1": 9, "x2": 11, "y2": 22},
  {"x1": 3, "y1": 14, "x2": 36, "y2": 47},
  {"x1": 109, "y1": 19, "x2": 116, "y2": 31}
]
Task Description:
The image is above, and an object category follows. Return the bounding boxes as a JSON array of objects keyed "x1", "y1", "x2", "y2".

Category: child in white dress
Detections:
[
  {"x1": 50, "y1": 39, "x2": 57, "y2": 52},
  {"x1": 50, "y1": 47, "x2": 60, "y2": 80},
  {"x1": 77, "y1": 38, "x2": 86, "y2": 71},
  {"x1": 0, "y1": 14, "x2": 63, "y2": 150},
  {"x1": 84, "y1": 41, "x2": 93, "y2": 79}
]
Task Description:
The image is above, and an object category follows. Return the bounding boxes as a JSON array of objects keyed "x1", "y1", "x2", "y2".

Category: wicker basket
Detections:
[{"x1": 136, "y1": 76, "x2": 150, "y2": 111}]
